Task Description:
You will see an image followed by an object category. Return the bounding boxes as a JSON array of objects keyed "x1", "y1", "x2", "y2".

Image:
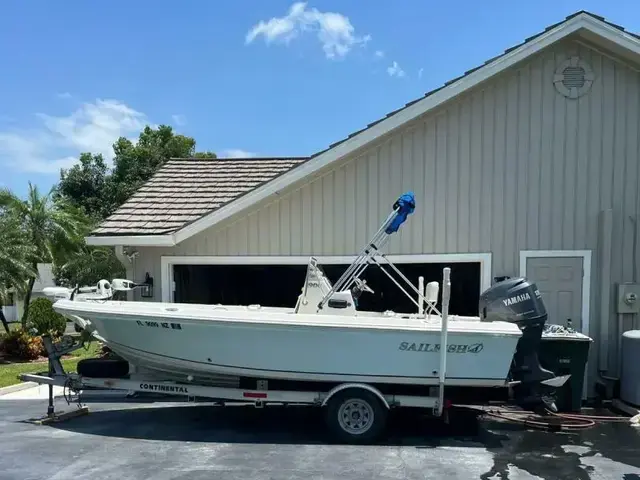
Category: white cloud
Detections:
[
  {"x1": 0, "y1": 99, "x2": 148, "y2": 174},
  {"x1": 418, "y1": 68, "x2": 424, "y2": 79},
  {"x1": 221, "y1": 149, "x2": 257, "y2": 158},
  {"x1": 0, "y1": 132, "x2": 77, "y2": 173},
  {"x1": 56, "y1": 92, "x2": 72, "y2": 99},
  {"x1": 387, "y1": 61, "x2": 406, "y2": 78},
  {"x1": 374, "y1": 50, "x2": 384, "y2": 58},
  {"x1": 245, "y1": 2, "x2": 371, "y2": 59},
  {"x1": 171, "y1": 114, "x2": 187, "y2": 126}
]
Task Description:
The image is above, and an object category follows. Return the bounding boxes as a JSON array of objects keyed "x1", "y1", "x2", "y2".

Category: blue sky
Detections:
[{"x1": 1, "y1": 0, "x2": 639, "y2": 198}]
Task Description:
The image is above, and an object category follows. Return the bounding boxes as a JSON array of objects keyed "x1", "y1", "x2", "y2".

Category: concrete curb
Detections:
[{"x1": 0, "y1": 382, "x2": 38, "y2": 396}]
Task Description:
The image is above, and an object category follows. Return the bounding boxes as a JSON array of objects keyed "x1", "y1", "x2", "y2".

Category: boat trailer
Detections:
[{"x1": 21, "y1": 314, "x2": 457, "y2": 444}]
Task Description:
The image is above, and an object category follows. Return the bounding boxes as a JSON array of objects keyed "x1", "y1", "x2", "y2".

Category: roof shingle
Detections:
[{"x1": 93, "y1": 157, "x2": 308, "y2": 236}]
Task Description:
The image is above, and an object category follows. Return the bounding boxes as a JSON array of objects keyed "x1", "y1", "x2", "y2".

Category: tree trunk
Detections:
[
  {"x1": 0, "y1": 303, "x2": 9, "y2": 334},
  {"x1": 21, "y1": 275, "x2": 37, "y2": 328}
]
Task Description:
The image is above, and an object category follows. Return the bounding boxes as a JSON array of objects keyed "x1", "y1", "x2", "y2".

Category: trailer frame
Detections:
[{"x1": 20, "y1": 332, "x2": 453, "y2": 444}]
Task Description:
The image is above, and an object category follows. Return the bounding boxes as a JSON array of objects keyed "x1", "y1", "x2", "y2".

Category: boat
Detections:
[{"x1": 49, "y1": 192, "x2": 565, "y2": 409}]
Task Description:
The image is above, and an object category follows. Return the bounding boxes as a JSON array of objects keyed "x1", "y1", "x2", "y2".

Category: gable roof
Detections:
[
  {"x1": 87, "y1": 10, "x2": 640, "y2": 247},
  {"x1": 90, "y1": 157, "x2": 308, "y2": 242}
]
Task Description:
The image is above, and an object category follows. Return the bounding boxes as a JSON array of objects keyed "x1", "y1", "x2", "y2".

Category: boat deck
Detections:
[{"x1": 53, "y1": 299, "x2": 522, "y2": 335}]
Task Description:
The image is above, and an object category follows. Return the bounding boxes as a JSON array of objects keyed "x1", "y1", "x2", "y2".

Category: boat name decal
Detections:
[
  {"x1": 139, "y1": 383, "x2": 189, "y2": 394},
  {"x1": 398, "y1": 342, "x2": 484, "y2": 354},
  {"x1": 502, "y1": 292, "x2": 531, "y2": 307},
  {"x1": 136, "y1": 320, "x2": 182, "y2": 330}
]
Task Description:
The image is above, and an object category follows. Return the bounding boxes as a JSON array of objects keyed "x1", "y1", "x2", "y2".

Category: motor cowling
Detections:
[
  {"x1": 478, "y1": 277, "x2": 546, "y2": 327},
  {"x1": 479, "y1": 277, "x2": 557, "y2": 411}
]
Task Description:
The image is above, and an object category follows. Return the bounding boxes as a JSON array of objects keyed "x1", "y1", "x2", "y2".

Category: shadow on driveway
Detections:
[
  {"x1": 35, "y1": 403, "x2": 486, "y2": 445},
  {"x1": 34, "y1": 402, "x2": 640, "y2": 479}
]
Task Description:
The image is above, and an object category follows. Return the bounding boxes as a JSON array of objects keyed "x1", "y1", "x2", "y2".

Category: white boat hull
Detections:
[{"x1": 54, "y1": 299, "x2": 521, "y2": 388}]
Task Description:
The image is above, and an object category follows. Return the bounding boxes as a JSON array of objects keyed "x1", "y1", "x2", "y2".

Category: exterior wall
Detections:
[
  {"x1": 1, "y1": 306, "x2": 17, "y2": 323},
  {"x1": 5, "y1": 265, "x2": 55, "y2": 324},
  {"x1": 132, "y1": 39, "x2": 640, "y2": 395},
  {"x1": 12, "y1": 292, "x2": 47, "y2": 323}
]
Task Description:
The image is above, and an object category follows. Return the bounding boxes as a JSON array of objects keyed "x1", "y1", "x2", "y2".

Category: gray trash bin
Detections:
[{"x1": 621, "y1": 330, "x2": 640, "y2": 407}]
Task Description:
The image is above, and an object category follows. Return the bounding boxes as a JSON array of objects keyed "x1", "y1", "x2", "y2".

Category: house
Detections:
[
  {"x1": 15, "y1": 263, "x2": 57, "y2": 321},
  {"x1": 3, "y1": 263, "x2": 57, "y2": 323},
  {"x1": 1, "y1": 292, "x2": 17, "y2": 323},
  {"x1": 86, "y1": 11, "x2": 640, "y2": 400}
]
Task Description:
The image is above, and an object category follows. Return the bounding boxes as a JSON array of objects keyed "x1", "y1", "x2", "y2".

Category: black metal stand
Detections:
[
  {"x1": 47, "y1": 356, "x2": 54, "y2": 417},
  {"x1": 25, "y1": 333, "x2": 91, "y2": 425}
]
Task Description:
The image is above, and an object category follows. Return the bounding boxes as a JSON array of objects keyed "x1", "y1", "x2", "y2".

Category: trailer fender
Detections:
[{"x1": 321, "y1": 383, "x2": 390, "y2": 410}]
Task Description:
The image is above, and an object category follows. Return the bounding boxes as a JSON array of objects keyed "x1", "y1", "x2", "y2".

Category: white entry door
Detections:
[{"x1": 525, "y1": 256, "x2": 584, "y2": 332}]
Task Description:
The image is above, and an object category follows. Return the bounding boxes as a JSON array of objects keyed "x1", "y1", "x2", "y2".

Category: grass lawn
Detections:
[{"x1": 0, "y1": 341, "x2": 101, "y2": 389}]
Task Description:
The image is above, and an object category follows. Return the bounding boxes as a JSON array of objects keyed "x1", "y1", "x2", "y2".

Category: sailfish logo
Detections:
[
  {"x1": 466, "y1": 343, "x2": 484, "y2": 354},
  {"x1": 398, "y1": 342, "x2": 484, "y2": 353}
]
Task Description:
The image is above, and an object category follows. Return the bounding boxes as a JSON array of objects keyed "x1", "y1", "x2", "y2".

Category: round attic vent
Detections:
[
  {"x1": 562, "y1": 66, "x2": 587, "y2": 88},
  {"x1": 554, "y1": 56, "x2": 594, "y2": 99}
]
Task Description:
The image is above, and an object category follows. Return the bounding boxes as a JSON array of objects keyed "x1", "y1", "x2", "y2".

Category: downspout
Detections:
[
  {"x1": 598, "y1": 209, "x2": 617, "y2": 384},
  {"x1": 632, "y1": 213, "x2": 640, "y2": 331},
  {"x1": 114, "y1": 246, "x2": 136, "y2": 302}
]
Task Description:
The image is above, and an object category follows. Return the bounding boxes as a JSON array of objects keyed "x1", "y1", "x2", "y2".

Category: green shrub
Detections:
[
  {"x1": 26, "y1": 297, "x2": 67, "y2": 337},
  {"x1": 1, "y1": 328, "x2": 45, "y2": 360}
]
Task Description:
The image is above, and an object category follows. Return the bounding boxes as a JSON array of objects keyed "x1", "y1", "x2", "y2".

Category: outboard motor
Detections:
[{"x1": 479, "y1": 277, "x2": 560, "y2": 411}]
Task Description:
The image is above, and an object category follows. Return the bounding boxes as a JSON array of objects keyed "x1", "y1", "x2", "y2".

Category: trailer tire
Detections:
[
  {"x1": 77, "y1": 357, "x2": 129, "y2": 378},
  {"x1": 324, "y1": 388, "x2": 388, "y2": 444}
]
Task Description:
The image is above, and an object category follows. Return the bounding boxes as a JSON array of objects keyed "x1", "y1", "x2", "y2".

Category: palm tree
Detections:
[
  {"x1": 0, "y1": 214, "x2": 37, "y2": 333},
  {"x1": 0, "y1": 183, "x2": 91, "y2": 326},
  {"x1": 53, "y1": 245, "x2": 126, "y2": 288}
]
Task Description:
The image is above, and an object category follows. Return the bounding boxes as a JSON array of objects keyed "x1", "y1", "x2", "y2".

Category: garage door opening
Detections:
[{"x1": 173, "y1": 261, "x2": 482, "y2": 316}]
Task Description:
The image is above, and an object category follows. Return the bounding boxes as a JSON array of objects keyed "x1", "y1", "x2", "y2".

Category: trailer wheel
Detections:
[{"x1": 325, "y1": 388, "x2": 388, "y2": 444}]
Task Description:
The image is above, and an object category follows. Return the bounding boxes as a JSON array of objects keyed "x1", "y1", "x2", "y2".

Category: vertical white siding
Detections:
[
  {"x1": 135, "y1": 39, "x2": 640, "y2": 394},
  {"x1": 176, "y1": 41, "x2": 638, "y2": 263}
]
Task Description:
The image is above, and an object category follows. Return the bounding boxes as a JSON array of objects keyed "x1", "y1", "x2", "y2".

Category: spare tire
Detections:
[{"x1": 77, "y1": 357, "x2": 129, "y2": 378}]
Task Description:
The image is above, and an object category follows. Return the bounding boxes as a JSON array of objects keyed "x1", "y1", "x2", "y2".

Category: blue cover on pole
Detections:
[{"x1": 385, "y1": 192, "x2": 416, "y2": 234}]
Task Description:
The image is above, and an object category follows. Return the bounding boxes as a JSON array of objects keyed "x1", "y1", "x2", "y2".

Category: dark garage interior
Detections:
[{"x1": 173, "y1": 262, "x2": 482, "y2": 316}]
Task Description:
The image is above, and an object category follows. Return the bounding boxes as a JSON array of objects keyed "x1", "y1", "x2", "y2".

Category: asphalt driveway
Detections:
[{"x1": 1, "y1": 395, "x2": 639, "y2": 480}]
